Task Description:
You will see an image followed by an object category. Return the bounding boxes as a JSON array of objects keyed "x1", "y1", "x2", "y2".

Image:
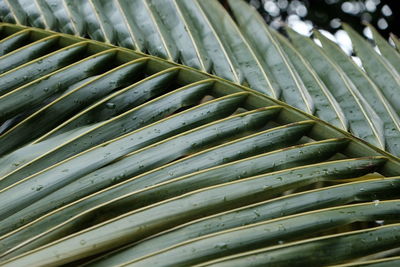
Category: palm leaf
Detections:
[
  {"x1": 272, "y1": 30, "x2": 347, "y2": 130},
  {"x1": 176, "y1": 0, "x2": 241, "y2": 83},
  {"x1": 198, "y1": 0, "x2": 277, "y2": 97},
  {"x1": 391, "y1": 33, "x2": 400, "y2": 52},
  {"x1": 367, "y1": 23, "x2": 400, "y2": 75},
  {"x1": 148, "y1": 0, "x2": 211, "y2": 72},
  {"x1": 2, "y1": 0, "x2": 400, "y2": 157},
  {"x1": 89, "y1": 175, "x2": 400, "y2": 266},
  {"x1": 332, "y1": 256, "x2": 400, "y2": 266},
  {"x1": 197, "y1": 224, "x2": 400, "y2": 266},
  {"x1": 313, "y1": 29, "x2": 400, "y2": 156},
  {"x1": 343, "y1": 23, "x2": 400, "y2": 116},
  {"x1": 0, "y1": 23, "x2": 400, "y2": 267},
  {"x1": 127, "y1": 201, "x2": 400, "y2": 266},
  {"x1": 228, "y1": 0, "x2": 314, "y2": 114},
  {"x1": 285, "y1": 27, "x2": 385, "y2": 149}
]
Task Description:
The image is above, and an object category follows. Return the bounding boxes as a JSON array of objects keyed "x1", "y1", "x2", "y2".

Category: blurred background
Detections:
[{"x1": 220, "y1": 0, "x2": 399, "y2": 55}]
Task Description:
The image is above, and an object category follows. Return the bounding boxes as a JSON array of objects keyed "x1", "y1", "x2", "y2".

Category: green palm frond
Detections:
[
  {"x1": 1, "y1": 0, "x2": 399, "y2": 157},
  {"x1": 391, "y1": 34, "x2": 400, "y2": 52},
  {"x1": 332, "y1": 255, "x2": 400, "y2": 267},
  {"x1": 0, "y1": 22, "x2": 400, "y2": 266}
]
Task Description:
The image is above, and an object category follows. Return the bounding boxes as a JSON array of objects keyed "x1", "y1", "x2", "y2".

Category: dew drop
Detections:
[
  {"x1": 35, "y1": 185, "x2": 43, "y2": 191},
  {"x1": 106, "y1": 102, "x2": 116, "y2": 109}
]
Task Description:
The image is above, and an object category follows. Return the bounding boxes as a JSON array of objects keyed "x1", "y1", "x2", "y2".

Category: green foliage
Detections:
[
  {"x1": 1, "y1": 0, "x2": 399, "y2": 157},
  {"x1": 1, "y1": 0, "x2": 400, "y2": 266}
]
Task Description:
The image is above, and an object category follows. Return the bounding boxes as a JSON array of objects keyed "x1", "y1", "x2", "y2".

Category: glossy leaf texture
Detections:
[
  {"x1": 2, "y1": 0, "x2": 400, "y2": 156},
  {"x1": 1, "y1": 24, "x2": 400, "y2": 267},
  {"x1": 342, "y1": 23, "x2": 400, "y2": 117},
  {"x1": 312, "y1": 29, "x2": 400, "y2": 157},
  {"x1": 285, "y1": 27, "x2": 385, "y2": 150}
]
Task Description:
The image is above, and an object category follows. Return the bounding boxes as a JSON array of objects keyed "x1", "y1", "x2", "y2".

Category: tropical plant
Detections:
[
  {"x1": 1, "y1": 0, "x2": 399, "y2": 156},
  {"x1": 0, "y1": 0, "x2": 400, "y2": 266}
]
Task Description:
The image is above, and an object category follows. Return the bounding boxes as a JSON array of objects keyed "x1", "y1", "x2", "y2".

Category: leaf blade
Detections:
[
  {"x1": 228, "y1": 0, "x2": 314, "y2": 114},
  {"x1": 343, "y1": 23, "x2": 400, "y2": 116},
  {"x1": 286, "y1": 27, "x2": 385, "y2": 149}
]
